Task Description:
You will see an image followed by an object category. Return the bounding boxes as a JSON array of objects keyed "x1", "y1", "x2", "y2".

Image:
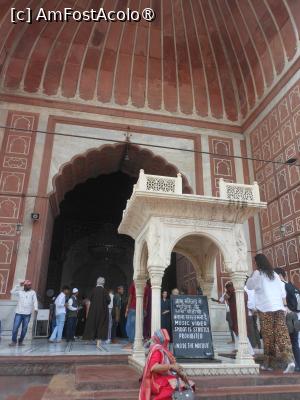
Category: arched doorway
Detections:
[
  {"x1": 41, "y1": 143, "x2": 193, "y2": 304},
  {"x1": 45, "y1": 171, "x2": 136, "y2": 302},
  {"x1": 162, "y1": 252, "x2": 198, "y2": 295}
]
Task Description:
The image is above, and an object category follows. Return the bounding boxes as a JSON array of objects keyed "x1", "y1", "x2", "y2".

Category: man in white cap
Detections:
[
  {"x1": 9, "y1": 280, "x2": 38, "y2": 346},
  {"x1": 65, "y1": 288, "x2": 80, "y2": 342}
]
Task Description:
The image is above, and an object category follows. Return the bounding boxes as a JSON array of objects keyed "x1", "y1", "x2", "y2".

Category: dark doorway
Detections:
[
  {"x1": 45, "y1": 171, "x2": 136, "y2": 303},
  {"x1": 162, "y1": 253, "x2": 198, "y2": 296},
  {"x1": 162, "y1": 253, "x2": 177, "y2": 293}
]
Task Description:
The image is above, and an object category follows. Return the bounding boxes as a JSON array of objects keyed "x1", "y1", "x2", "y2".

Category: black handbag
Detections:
[{"x1": 172, "y1": 378, "x2": 195, "y2": 400}]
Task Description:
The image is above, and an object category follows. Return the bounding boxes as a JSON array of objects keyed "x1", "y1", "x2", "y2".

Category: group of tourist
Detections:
[
  {"x1": 215, "y1": 254, "x2": 300, "y2": 373},
  {"x1": 8, "y1": 277, "x2": 128, "y2": 347},
  {"x1": 46, "y1": 278, "x2": 176, "y2": 348},
  {"x1": 6, "y1": 274, "x2": 186, "y2": 350},
  {"x1": 7, "y1": 253, "x2": 300, "y2": 400},
  {"x1": 47, "y1": 278, "x2": 129, "y2": 346}
]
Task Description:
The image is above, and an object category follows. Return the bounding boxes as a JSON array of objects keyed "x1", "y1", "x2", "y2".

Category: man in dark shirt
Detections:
[
  {"x1": 65, "y1": 288, "x2": 80, "y2": 342},
  {"x1": 275, "y1": 267, "x2": 300, "y2": 372}
]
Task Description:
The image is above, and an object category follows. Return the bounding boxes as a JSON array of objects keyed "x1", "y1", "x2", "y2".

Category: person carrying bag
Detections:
[
  {"x1": 171, "y1": 371, "x2": 195, "y2": 400},
  {"x1": 139, "y1": 329, "x2": 195, "y2": 400}
]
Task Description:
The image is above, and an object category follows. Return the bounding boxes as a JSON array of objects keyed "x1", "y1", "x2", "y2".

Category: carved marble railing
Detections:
[
  {"x1": 135, "y1": 169, "x2": 182, "y2": 194},
  {"x1": 219, "y1": 178, "x2": 260, "y2": 203}
]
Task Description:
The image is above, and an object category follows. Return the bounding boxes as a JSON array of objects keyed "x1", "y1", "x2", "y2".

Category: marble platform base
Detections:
[{"x1": 129, "y1": 355, "x2": 260, "y2": 376}]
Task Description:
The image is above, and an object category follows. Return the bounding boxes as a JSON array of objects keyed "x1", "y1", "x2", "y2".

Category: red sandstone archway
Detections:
[
  {"x1": 49, "y1": 143, "x2": 193, "y2": 216},
  {"x1": 29, "y1": 143, "x2": 193, "y2": 296}
]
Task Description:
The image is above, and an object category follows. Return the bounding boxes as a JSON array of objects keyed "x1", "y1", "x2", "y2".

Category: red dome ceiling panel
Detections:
[{"x1": 0, "y1": 0, "x2": 299, "y2": 123}]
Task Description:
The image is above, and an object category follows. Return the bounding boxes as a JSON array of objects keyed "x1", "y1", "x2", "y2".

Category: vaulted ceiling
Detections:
[{"x1": 0, "y1": 0, "x2": 300, "y2": 124}]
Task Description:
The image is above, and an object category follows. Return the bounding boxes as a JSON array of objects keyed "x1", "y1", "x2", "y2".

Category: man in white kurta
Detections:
[{"x1": 9, "y1": 280, "x2": 38, "y2": 346}]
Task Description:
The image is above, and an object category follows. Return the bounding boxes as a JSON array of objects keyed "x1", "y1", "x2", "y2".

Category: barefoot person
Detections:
[
  {"x1": 83, "y1": 277, "x2": 111, "y2": 348},
  {"x1": 9, "y1": 280, "x2": 38, "y2": 347}
]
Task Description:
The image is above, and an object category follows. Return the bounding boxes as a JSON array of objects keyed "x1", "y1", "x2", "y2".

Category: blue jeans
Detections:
[
  {"x1": 49, "y1": 313, "x2": 65, "y2": 341},
  {"x1": 126, "y1": 309, "x2": 136, "y2": 343},
  {"x1": 12, "y1": 313, "x2": 31, "y2": 343},
  {"x1": 51, "y1": 317, "x2": 56, "y2": 334}
]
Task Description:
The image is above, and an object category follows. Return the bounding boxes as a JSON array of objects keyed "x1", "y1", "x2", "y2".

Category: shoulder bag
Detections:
[{"x1": 172, "y1": 378, "x2": 195, "y2": 400}]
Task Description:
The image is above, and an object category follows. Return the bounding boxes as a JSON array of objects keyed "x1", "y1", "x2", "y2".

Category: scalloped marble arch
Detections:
[
  {"x1": 134, "y1": 226, "x2": 234, "y2": 284},
  {"x1": 134, "y1": 231, "x2": 222, "y2": 290}
]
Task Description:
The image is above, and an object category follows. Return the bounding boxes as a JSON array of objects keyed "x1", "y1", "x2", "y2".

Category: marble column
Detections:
[
  {"x1": 201, "y1": 277, "x2": 214, "y2": 298},
  {"x1": 231, "y1": 271, "x2": 255, "y2": 365},
  {"x1": 149, "y1": 267, "x2": 164, "y2": 335},
  {"x1": 133, "y1": 278, "x2": 146, "y2": 359}
]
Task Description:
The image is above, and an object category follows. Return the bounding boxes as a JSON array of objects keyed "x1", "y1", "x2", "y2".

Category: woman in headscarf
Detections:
[{"x1": 139, "y1": 329, "x2": 186, "y2": 400}]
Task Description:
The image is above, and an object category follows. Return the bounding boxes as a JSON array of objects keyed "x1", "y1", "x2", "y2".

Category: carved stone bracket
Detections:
[
  {"x1": 134, "y1": 279, "x2": 146, "y2": 295},
  {"x1": 148, "y1": 266, "x2": 164, "y2": 288},
  {"x1": 231, "y1": 271, "x2": 248, "y2": 290}
]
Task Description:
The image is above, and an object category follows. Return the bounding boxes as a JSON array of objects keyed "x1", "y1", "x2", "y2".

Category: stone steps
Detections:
[
  {"x1": 196, "y1": 385, "x2": 300, "y2": 399},
  {"x1": 73, "y1": 366, "x2": 300, "y2": 400},
  {"x1": 41, "y1": 373, "x2": 140, "y2": 400},
  {"x1": 4, "y1": 386, "x2": 47, "y2": 400},
  {"x1": 88, "y1": 389, "x2": 139, "y2": 399},
  {"x1": 19, "y1": 385, "x2": 48, "y2": 400},
  {"x1": 193, "y1": 373, "x2": 300, "y2": 388},
  {"x1": 1, "y1": 375, "x2": 51, "y2": 400},
  {"x1": 5, "y1": 362, "x2": 300, "y2": 400},
  {"x1": 10, "y1": 373, "x2": 300, "y2": 400},
  {"x1": 0, "y1": 354, "x2": 129, "y2": 375},
  {"x1": 75, "y1": 365, "x2": 140, "y2": 391},
  {"x1": 193, "y1": 373, "x2": 300, "y2": 399}
]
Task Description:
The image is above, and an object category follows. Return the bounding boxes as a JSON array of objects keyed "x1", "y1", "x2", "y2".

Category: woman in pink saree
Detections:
[{"x1": 139, "y1": 329, "x2": 184, "y2": 400}]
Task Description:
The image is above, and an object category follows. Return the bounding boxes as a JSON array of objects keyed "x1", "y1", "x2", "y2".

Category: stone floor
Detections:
[
  {"x1": 0, "y1": 332, "x2": 240, "y2": 357},
  {"x1": 0, "y1": 338, "x2": 132, "y2": 356}
]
